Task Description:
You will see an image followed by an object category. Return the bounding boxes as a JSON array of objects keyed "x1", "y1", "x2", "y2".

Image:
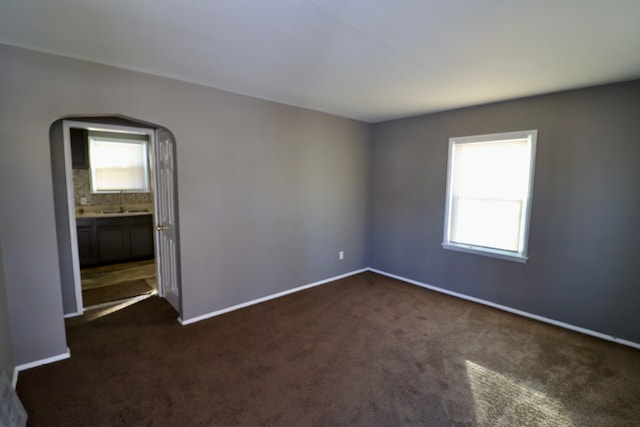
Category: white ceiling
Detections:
[{"x1": 1, "y1": 0, "x2": 640, "y2": 122}]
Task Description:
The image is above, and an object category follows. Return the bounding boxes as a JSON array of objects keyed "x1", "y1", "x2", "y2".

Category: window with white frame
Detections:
[
  {"x1": 89, "y1": 132, "x2": 150, "y2": 193},
  {"x1": 442, "y1": 130, "x2": 537, "y2": 262}
]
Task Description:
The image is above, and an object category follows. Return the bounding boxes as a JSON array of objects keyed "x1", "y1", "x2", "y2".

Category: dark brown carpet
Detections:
[
  {"x1": 17, "y1": 272, "x2": 640, "y2": 426},
  {"x1": 82, "y1": 280, "x2": 153, "y2": 307}
]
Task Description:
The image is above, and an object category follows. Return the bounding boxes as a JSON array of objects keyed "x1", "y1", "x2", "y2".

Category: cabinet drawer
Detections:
[{"x1": 76, "y1": 218, "x2": 94, "y2": 228}]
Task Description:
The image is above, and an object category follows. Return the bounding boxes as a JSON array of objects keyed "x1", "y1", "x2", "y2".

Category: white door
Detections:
[{"x1": 154, "y1": 128, "x2": 180, "y2": 312}]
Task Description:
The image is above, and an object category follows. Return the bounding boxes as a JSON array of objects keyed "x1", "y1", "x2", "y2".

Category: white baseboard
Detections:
[
  {"x1": 178, "y1": 268, "x2": 368, "y2": 325},
  {"x1": 12, "y1": 348, "x2": 71, "y2": 388},
  {"x1": 11, "y1": 367, "x2": 18, "y2": 390},
  {"x1": 64, "y1": 310, "x2": 83, "y2": 318},
  {"x1": 369, "y1": 268, "x2": 640, "y2": 350}
]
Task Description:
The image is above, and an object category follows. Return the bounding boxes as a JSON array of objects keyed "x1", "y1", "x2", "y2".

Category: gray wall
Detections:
[
  {"x1": 0, "y1": 230, "x2": 16, "y2": 380},
  {"x1": 369, "y1": 80, "x2": 640, "y2": 343},
  {"x1": 49, "y1": 120, "x2": 78, "y2": 316},
  {"x1": 3, "y1": 40, "x2": 637, "y2": 368},
  {"x1": 0, "y1": 44, "x2": 369, "y2": 365}
]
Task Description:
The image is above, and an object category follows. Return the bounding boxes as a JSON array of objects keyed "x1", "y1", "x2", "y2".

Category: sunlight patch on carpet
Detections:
[
  {"x1": 465, "y1": 360, "x2": 575, "y2": 426},
  {"x1": 83, "y1": 294, "x2": 155, "y2": 321}
]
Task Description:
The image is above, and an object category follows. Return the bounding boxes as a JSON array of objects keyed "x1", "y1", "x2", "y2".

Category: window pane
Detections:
[
  {"x1": 451, "y1": 198, "x2": 522, "y2": 251},
  {"x1": 455, "y1": 139, "x2": 530, "y2": 200}
]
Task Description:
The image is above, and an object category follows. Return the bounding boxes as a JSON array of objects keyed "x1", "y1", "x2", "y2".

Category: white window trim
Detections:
[
  {"x1": 442, "y1": 130, "x2": 537, "y2": 263},
  {"x1": 89, "y1": 134, "x2": 151, "y2": 194}
]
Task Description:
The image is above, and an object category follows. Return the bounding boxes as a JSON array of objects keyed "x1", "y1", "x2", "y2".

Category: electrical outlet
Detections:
[
  {"x1": 339, "y1": 251, "x2": 344, "y2": 260},
  {"x1": 80, "y1": 197, "x2": 87, "y2": 205}
]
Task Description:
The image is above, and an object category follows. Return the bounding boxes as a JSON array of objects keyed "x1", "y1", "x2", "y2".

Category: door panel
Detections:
[{"x1": 154, "y1": 128, "x2": 180, "y2": 312}]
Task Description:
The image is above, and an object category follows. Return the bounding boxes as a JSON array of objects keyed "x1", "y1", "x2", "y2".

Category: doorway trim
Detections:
[{"x1": 58, "y1": 119, "x2": 182, "y2": 318}]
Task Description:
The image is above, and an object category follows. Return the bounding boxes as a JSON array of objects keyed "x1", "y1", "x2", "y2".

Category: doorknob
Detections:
[{"x1": 156, "y1": 225, "x2": 168, "y2": 231}]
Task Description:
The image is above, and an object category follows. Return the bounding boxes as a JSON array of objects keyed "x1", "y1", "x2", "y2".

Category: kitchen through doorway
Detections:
[
  {"x1": 50, "y1": 116, "x2": 182, "y2": 320},
  {"x1": 70, "y1": 125, "x2": 157, "y2": 309}
]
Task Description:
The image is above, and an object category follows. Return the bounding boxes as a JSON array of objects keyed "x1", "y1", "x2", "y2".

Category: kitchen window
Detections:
[
  {"x1": 89, "y1": 132, "x2": 150, "y2": 193},
  {"x1": 442, "y1": 130, "x2": 537, "y2": 263}
]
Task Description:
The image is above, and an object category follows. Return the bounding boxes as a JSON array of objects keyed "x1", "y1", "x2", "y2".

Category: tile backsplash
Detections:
[{"x1": 73, "y1": 169, "x2": 153, "y2": 207}]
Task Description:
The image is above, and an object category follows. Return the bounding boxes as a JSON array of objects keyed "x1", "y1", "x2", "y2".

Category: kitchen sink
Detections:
[{"x1": 98, "y1": 209, "x2": 149, "y2": 214}]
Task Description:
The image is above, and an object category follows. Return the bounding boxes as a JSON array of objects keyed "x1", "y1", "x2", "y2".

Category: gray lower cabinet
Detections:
[
  {"x1": 97, "y1": 217, "x2": 130, "y2": 263},
  {"x1": 130, "y1": 217, "x2": 155, "y2": 258},
  {"x1": 78, "y1": 214, "x2": 154, "y2": 267},
  {"x1": 76, "y1": 218, "x2": 98, "y2": 265}
]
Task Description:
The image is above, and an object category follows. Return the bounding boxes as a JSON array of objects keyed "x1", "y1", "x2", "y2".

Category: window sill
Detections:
[{"x1": 441, "y1": 243, "x2": 528, "y2": 263}]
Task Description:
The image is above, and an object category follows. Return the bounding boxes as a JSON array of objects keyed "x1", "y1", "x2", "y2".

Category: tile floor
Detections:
[{"x1": 81, "y1": 259, "x2": 157, "y2": 291}]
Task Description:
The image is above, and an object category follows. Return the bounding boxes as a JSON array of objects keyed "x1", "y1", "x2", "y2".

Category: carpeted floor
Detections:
[
  {"x1": 81, "y1": 279, "x2": 154, "y2": 307},
  {"x1": 16, "y1": 272, "x2": 640, "y2": 426}
]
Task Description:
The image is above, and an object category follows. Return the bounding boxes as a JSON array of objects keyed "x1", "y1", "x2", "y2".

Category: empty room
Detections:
[{"x1": 1, "y1": 1, "x2": 639, "y2": 426}]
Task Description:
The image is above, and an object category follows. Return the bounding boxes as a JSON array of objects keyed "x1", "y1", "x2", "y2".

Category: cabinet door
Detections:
[
  {"x1": 97, "y1": 217, "x2": 130, "y2": 262},
  {"x1": 130, "y1": 215, "x2": 154, "y2": 258},
  {"x1": 76, "y1": 218, "x2": 98, "y2": 266},
  {"x1": 70, "y1": 128, "x2": 89, "y2": 169}
]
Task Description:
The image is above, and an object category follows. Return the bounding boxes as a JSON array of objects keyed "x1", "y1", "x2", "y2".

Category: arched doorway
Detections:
[{"x1": 50, "y1": 115, "x2": 182, "y2": 319}]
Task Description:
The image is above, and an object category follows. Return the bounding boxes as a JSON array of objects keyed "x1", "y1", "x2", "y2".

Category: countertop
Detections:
[{"x1": 75, "y1": 204, "x2": 154, "y2": 219}]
